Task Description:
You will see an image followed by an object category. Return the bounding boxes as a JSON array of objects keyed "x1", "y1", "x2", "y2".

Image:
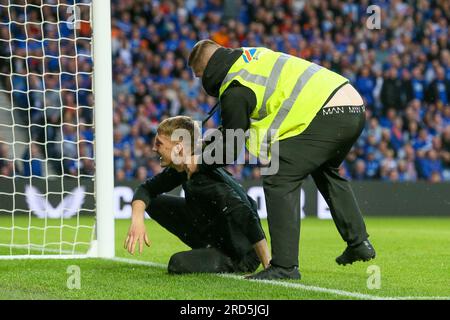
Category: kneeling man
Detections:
[{"x1": 124, "y1": 116, "x2": 270, "y2": 274}]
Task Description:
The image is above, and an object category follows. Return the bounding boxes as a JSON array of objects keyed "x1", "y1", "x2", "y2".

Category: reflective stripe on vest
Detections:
[
  {"x1": 222, "y1": 58, "x2": 323, "y2": 159},
  {"x1": 260, "y1": 63, "x2": 323, "y2": 159},
  {"x1": 223, "y1": 69, "x2": 267, "y2": 87},
  {"x1": 258, "y1": 54, "x2": 290, "y2": 120},
  {"x1": 223, "y1": 53, "x2": 291, "y2": 121}
]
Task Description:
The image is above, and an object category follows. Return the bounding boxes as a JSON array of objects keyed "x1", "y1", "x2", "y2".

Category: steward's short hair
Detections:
[{"x1": 188, "y1": 39, "x2": 220, "y2": 69}]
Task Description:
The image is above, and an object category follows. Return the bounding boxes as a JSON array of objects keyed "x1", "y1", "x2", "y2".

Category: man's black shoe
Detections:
[
  {"x1": 336, "y1": 240, "x2": 376, "y2": 266},
  {"x1": 245, "y1": 264, "x2": 301, "y2": 280}
]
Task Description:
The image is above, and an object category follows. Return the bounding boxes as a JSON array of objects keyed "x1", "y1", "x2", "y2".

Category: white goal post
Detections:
[
  {"x1": 92, "y1": 0, "x2": 114, "y2": 258},
  {"x1": 0, "y1": 0, "x2": 114, "y2": 259}
]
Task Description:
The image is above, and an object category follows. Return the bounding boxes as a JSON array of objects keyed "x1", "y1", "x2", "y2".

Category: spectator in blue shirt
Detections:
[
  {"x1": 390, "y1": 117, "x2": 405, "y2": 152},
  {"x1": 355, "y1": 67, "x2": 376, "y2": 107},
  {"x1": 411, "y1": 67, "x2": 426, "y2": 101},
  {"x1": 22, "y1": 144, "x2": 43, "y2": 177},
  {"x1": 426, "y1": 67, "x2": 450, "y2": 104},
  {"x1": 418, "y1": 149, "x2": 443, "y2": 180},
  {"x1": 412, "y1": 128, "x2": 433, "y2": 152},
  {"x1": 365, "y1": 152, "x2": 380, "y2": 179},
  {"x1": 353, "y1": 159, "x2": 367, "y2": 181}
]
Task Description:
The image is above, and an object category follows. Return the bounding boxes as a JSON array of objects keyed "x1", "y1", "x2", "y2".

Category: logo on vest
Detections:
[{"x1": 242, "y1": 48, "x2": 258, "y2": 63}]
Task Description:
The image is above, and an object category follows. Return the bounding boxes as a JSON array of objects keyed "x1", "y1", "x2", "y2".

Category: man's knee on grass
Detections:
[{"x1": 167, "y1": 249, "x2": 234, "y2": 274}]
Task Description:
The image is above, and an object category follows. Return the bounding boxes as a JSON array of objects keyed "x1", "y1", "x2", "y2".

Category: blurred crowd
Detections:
[
  {"x1": 1, "y1": 0, "x2": 449, "y2": 182},
  {"x1": 0, "y1": 0, "x2": 94, "y2": 177}
]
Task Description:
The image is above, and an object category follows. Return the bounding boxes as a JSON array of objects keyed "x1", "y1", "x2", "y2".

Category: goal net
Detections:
[{"x1": 0, "y1": 0, "x2": 114, "y2": 259}]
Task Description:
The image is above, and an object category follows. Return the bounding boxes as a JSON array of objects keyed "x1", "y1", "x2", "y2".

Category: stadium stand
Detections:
[{"x1": 1, "y1": 0, "x2": 449, "y2": 182}]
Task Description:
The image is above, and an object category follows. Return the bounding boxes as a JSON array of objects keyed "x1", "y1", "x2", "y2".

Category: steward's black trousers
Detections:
[
  {"x1": 264, "y1": 105, "x2": 369, "y2": 268},
  {"x1": 147, "y1": 194, "x2": 260, "y2": 274}
]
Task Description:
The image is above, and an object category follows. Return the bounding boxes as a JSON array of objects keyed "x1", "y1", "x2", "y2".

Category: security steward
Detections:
[{"x1": 187, "y1": 40, "x2": 376, "y2": 280}]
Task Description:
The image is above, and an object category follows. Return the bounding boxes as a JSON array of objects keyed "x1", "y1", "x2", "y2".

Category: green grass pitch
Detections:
[{"x1": 0, "y1": 216, "x2": 449, "y2": 300}]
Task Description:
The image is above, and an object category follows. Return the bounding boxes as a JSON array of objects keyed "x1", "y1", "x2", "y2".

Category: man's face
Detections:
[{"x1": 153, "y1": 134, "x2": 181, "y2": 168}]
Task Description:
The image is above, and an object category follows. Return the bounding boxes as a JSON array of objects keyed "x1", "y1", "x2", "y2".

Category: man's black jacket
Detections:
[{"x1": 133, "y1": 167, "x2": 265, "y2": 260}]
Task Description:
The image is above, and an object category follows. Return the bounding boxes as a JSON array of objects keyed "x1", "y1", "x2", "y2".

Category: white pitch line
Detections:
[
  {"x1": 107, "y1": 257, "x2": 385, "y2": 300},
  {"x1": 0, "y1": 245, "x2": 89, "y2": 260},
  {"x1": 108, "y1": 256, "x2": 167, "y2": 269},
  {"x1": 217, "y1": 273, "x2": 389, "y2": 300},
  {"x1": 107, "y1": 257, "x2": 450, "y2": 300}
]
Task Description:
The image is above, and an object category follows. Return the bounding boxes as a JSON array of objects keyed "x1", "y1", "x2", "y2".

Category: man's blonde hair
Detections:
[
  {"x1": 188, "y1": 39, "x2": 220, "y2": 70},
  {"x1": 157, "y1": 116, "x2": 201, "y2": 153}
]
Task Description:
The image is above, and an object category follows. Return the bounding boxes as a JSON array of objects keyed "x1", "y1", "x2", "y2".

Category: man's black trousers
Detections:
[
  {"x1": 147, "y1": 195, "x2": 260, "y2": 274},
  {"x1": 263, "y1": 105, "x2": 369, "y2": 268}
]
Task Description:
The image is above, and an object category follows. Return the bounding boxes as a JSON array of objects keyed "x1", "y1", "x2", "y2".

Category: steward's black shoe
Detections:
[
  {"x1": 245, "y1": 265, "x2": 301, "y2": 280},
  {"x1": 336, "y1": 240, "x2": 376, "y2": 266}
]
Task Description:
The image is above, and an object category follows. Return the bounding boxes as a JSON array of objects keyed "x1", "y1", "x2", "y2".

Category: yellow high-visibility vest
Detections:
[{"x1": 219, "y1": 47, "x2": 348, "y2": 160}]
